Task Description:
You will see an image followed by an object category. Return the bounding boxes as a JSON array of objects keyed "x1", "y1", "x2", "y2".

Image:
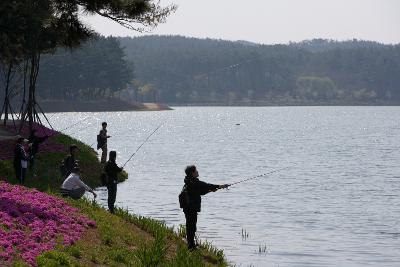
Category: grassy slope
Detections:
[
  {"x1": 0, "y1": 134, "x2": 128, "y2": 191},
  {"x1": 0, "y1": 132, "x2": 226, "y2": 266}
]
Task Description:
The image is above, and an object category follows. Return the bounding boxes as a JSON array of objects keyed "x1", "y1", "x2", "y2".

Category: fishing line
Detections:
[
  {"x1": 228, "y1": 166, "x2": 293, "y2": 187},
  {"x1": 122, "y1": 121, "x2": 165, "y2": 168},
  {"x1": 58, "y1": 116, "x2": 90, "y2": 133}
]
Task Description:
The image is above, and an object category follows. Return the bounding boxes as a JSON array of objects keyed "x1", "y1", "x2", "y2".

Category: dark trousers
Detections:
[
  {"x1": 29, "y1": 155, "x2": 36, "y2": 172},
  {"x1": 60, "y1": 187, "x2": 85, "y2": 200},
  {"x1": 101, "y1": 144, "x2": 107, "y2": 163},
  {"x1": 184, "y1": 210, "x2": 198, "y2": 249},
  {"x1": 107, "y1": 182, "x2": 117, "y2": 213},
  {"x1": 14, "y1": 166, "x2": 27, "y2": 184}
]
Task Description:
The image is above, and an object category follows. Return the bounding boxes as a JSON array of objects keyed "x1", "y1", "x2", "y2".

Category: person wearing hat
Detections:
[
  {"x1": 60, "y1": 144, "x2": 79, "y2": 178},
  {"x1": 13, "y1": 137, "x2": 31, "y2": 184},
  {"x1": 181, "y1": 165, "x2": 229, "y2": 249},
  {"x1": 104, "y1": 151, "x2": 123, "y2": 213},
  {"x1": 60, "y1": 166, "x2": 97, "y2": 200},
  {"x1": 28, "y1": 129, "x2": 48, "y2": 175}
]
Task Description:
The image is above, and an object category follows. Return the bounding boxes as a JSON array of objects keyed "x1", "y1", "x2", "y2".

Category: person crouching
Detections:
[{"x1": 60, "y1": 166, "x2": 97, "y2": 200}]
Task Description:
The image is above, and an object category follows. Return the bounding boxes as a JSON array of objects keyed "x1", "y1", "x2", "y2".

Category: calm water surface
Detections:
[{"x1": 49, "y1": 107, "x2": 400, "y2": 267}]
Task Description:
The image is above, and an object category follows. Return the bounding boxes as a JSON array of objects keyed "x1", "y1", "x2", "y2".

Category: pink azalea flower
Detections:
[{"x1": 0, "y1": 182, "x2": 96, "y2": 266}]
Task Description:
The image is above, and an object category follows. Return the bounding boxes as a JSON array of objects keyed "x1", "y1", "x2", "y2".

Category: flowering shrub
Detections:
[
  {"x1": 4, "y1": 122, "x2": 59, "y2": 138},
  {"x1": 0, "y1": 123, "x2": 65, "y2": 160},
  {"x1": 0, "y1": 182, "x2": 96, "y2": 266}
]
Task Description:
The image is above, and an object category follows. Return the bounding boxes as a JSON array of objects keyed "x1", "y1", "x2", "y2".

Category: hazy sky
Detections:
[{"x1": 81, "y1": 0, "x2": 400, "y2": 44}]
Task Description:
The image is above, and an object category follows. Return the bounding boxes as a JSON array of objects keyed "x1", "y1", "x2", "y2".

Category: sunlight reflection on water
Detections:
[{"x1": 49, "y1": 106, "x2": 400, "y2": 267}]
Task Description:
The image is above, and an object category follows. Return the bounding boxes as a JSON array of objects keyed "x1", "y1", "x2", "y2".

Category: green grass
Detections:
[
  {"x1": 1, "y1": 132, "x2": 227, "y2": 266},
  {"x1": 0, "y1": 133, "x2": 127, "y2": 191},
  {"x1": 33, "y1": 198, "x2": 227, "y2": 266}
]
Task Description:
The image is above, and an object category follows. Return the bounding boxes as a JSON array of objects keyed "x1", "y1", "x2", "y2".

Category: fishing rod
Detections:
[
  {"x1": 58, "y1": 116, "x2": 90, "y2": 133},
  {"x1": 88, "y1": 123, "x2": 156, "y2": 148},
  {"x1": 90, "y1": 125, "x2": 135, "y2": 148},
  {"x1": 228, "y1": 166, "x2": 292, "y2": 187},
  {"x1": 122, "y1": 122, "x2": 165, "y2": 168}
]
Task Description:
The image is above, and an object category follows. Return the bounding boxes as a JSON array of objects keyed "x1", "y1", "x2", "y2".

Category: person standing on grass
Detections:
[
  {"x1": 60, "y1": 166, "x2": 97, "y2": 200},
  {"x1": 181, "y1": 165, "x2": 229, "y2": 250},
  {"x1": 104, "y1": 151, "x2": 123, "y2": 213},
  {"x1": 98, "y1": 122, "x2": 111, "y2": 163},
  {"x1": 13, "y1": 137, "x2": 30, "y2": 184},
  {"x1": 28, "y1": 129, "x2": 48, "y2": 175}
]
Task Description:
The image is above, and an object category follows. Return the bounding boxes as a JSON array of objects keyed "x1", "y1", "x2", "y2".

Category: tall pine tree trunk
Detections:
[
  {"x1": 20, "y1": 52, "x2": 40, "y2": 132},
  {"x1": 1, "y1": 62, "x2": 13, "y2": 125}
]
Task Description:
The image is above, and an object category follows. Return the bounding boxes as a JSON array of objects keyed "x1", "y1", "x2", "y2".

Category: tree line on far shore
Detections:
[
  {"x1": 3, "y1": 35, "x2": 400, "y2": 108},
  {"x1": 119, "y1": 36, "x2": 400, "y2": 105}
]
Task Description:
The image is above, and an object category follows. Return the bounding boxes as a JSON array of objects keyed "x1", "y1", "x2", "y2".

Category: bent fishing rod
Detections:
[
  {"x1": 227, "y1": 166, "x2": 293, "y2": 187},
  {"x1": 122, "y1": 122, "x2": 165, "y2": 168}
]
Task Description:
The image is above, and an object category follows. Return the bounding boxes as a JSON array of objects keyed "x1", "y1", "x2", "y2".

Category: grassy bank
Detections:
[
  {"x1": 0, "y1": 133, "x2": 127, "y2": 192},
  {"x1": 0, "y1": 124, "x2": 227, "y2": 266}
]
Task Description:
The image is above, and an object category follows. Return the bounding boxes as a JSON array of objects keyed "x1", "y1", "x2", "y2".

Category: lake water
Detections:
[{"x1": 48, "y1": 106, "x2": 400, "y2": 267}]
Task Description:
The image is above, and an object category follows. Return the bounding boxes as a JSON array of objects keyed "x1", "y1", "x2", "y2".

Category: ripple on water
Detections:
[{"x1": 49, "y1": 107, "x2": 400, "y2": 267}]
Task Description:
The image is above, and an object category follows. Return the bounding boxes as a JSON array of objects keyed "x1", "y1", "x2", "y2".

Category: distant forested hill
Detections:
[
  {"x1": 4, "y1": 35, "x2": 398, "y2": 106},
  {"x1": 119, "y1": 35, "x2": 400, "y2": 105},
  {"x1": 289, "y1": 39, "x2": 387, "y2": 52}
]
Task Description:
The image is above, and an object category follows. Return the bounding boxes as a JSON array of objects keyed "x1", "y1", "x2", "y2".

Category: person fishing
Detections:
[
  {"x1": 97, "y1": 122, "x2": 111, "y2": 163},
  {"x1": 28, "y1": 129, "x2": 48, "y2": 175},
  {"x1": 180, "y1": 165, "x2": 229, "y2": 249},
  {"x1": 13, "y1": 137, "x2": 31, "y2": 184},
  {"x1": 60, "y1": 144, "x2": 79, "y2": 178},
  {"x1": 60, "y1": 166, "x2": 97, "y2": 200},
  {"x1": 104, "y1": 151, "x2": 123, "y2": 213}
]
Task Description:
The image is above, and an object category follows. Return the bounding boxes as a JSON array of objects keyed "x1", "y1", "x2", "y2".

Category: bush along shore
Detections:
[{"x1": 0, "y1": 123, "x2": 227, "y2": 266}]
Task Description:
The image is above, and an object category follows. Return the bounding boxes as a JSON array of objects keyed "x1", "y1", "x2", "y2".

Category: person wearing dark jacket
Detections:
[
  {"x1": 61, "y1": 145, "x2": 79, "y2": 178},
  {"x1": 182, "y1": 165, "x2": 229, "y2": 249},
  {"x1": 98, "y1": 122, "x2": 111, "y2": 163},
  {"x1": 104, "y1": 151, "x2": 123, "y2": 213},
  {"x1": 28, "y1": 129, "x2": 48, "y2": 174},
  {"x1": 13, "y1": 137, "x2": 30, "y2": 184}
]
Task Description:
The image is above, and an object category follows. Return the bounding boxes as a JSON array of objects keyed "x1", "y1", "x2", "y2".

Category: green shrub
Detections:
[
  {"x1": 166, "y1": 245, "x2": 205, "y2": 267},
  {"x1": 136, "y1": 230, "x2": 167, "y2": 267},
  {"x1": 0, "y1": 159, "x2": 14, "y2": 181},
  {"x1": 12, "y1": 260, "x2": 30, "y2": 267},
  {"x1": 66, "y1": 246, "x2": 81, "y2": 259},
  {"x1": 107, "y1": 248, "x2": 135, "y2": 264},
  {"x1": 37, "y1": 251, "x2": 72, "y2": 266}
]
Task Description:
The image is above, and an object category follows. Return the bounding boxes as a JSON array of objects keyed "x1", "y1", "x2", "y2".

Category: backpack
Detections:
[
  {"x1": 179, "y1": 185, "x2": 189, "y2": 209},
  {"x1": 96, "y1": 134, "x2": 103, "y2": 150}
]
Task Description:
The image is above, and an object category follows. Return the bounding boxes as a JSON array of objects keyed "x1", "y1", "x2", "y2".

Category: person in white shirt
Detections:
[{"x1": 60, "y1": 166, "x2": 97, "y2": 199}]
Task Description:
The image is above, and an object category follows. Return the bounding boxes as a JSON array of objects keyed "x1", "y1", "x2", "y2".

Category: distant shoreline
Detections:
[
  {"x1": 167, "y1": 101, "x2": 400, "y2": 107},
  {"x1": 38, "y1": 99, "x2": 172, "y2": 112},
  {"x1": 27, "y1": 99, "x2": 400, "y2": 113}
]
